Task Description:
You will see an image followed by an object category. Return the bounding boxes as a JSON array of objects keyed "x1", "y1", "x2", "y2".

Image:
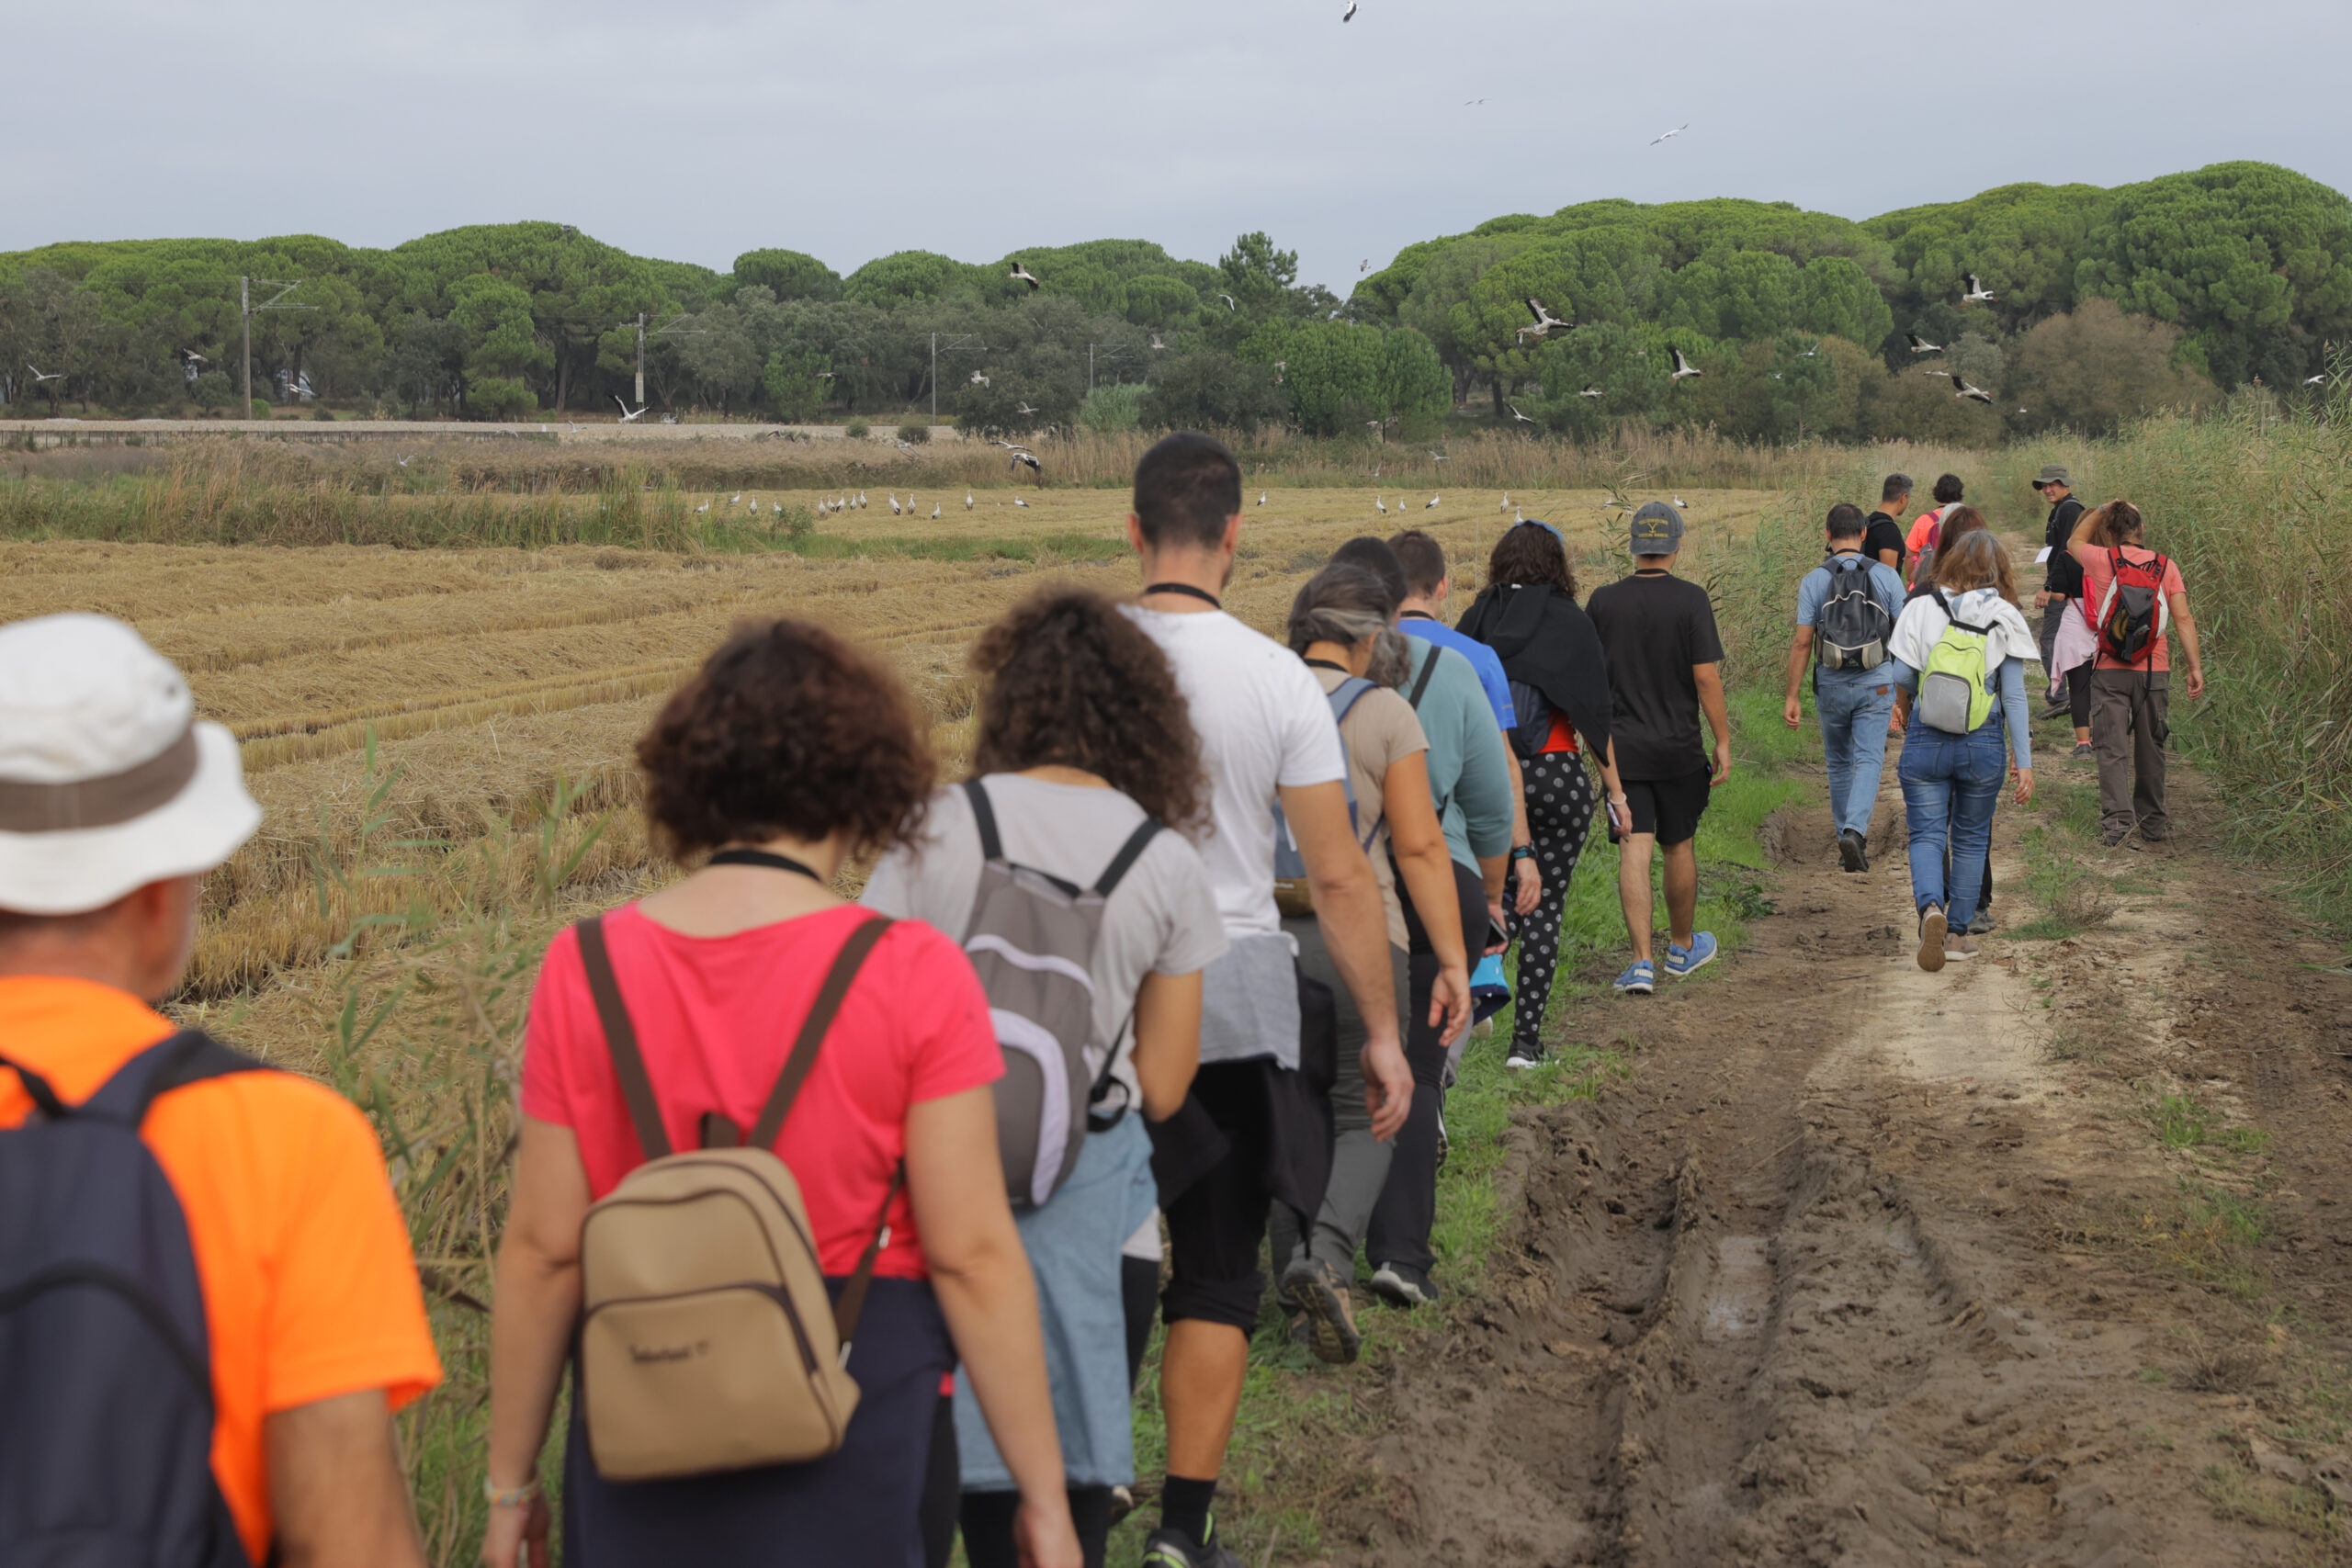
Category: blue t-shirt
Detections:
[
  {"x1": 1796, "y1": 554, "x2": 1907, "y2": 640},
  {"x1": 1399, "y1": 614, "x2": 1514, "y2": 733}
]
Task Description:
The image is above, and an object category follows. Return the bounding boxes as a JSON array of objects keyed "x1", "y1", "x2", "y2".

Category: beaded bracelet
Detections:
[{"x1": 483, "y1": 1480, "x2": 540, "y2": 1509}]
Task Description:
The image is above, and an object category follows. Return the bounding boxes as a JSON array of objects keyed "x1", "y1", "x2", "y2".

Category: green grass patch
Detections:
[
  {"x1": 2008, "y1": 824, "x2": 2118, "y2": 941},
  {"x1": 2148, "y1": 1093, "x2": 2272, "y2": 1157}
]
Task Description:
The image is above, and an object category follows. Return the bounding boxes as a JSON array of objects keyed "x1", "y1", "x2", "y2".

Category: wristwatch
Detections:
[{"x1": 1510, "y1": 845, "x2": 1536, "y2": 862}]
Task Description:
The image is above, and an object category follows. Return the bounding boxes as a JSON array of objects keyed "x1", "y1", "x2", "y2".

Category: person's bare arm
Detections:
[
  {"x1": 1283, "y1": 779, "x2": 1410, "y2": 1140},
  {"x1": 269, "y1": 1389, "x2": 426, "y2": 1568},
  {"x1": 1383, "y1": 751, "x2": 1470, "y2": 1046},
  {"x1": 1695, "y1": 662, "x2": 1732, "y2": 785},
  {"x1": 1876, "y1": 545, "x2": 1901, "y2": 573},
  {"x1": 1781, "y1": 626, "x2": 1814, "y2": 728},
  {"x1": 1502, "y1": 744, "x2": 1542, "y2": 917},
  {"x1": 2068, "y1": 505, "x2": 2101, "y2": 563},
  {"x1": 911, "y1": 1088, "x2": 1082, "y2": 1568},
  {"x1": 2170, "y1": 592, "x2": 2205, "y2": 699},
  {"x1": 481, "y1": 1117, "x2": 590, "y2": 1568},
  {"x1": 1130, "y1": 968, "x2": 1203, "y2": 1122}
]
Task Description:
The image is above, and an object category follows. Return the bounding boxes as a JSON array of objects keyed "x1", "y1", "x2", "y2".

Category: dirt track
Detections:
[{"x1": 1344, "y1": 743, "x2": 2352, "y2": 1566}]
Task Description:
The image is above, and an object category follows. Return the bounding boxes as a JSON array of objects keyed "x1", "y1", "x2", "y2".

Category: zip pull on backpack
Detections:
[
  {"x1": 1815, "y1": 555, "x2": 1893, "y2": 671},
  {"x1": 0, "y1": 1032, "x2": 266, "y2": 1568},
  {"x1": 960, "y1": 778, "x2": 1163, "y2": 1209},
  {"x1": 572, "y1": 912, "x2": 897, "y2": 1483},
  {"x1": 1917, "y1": 588, "x2": 1997, "y2": 735},
  {"x1": 2094, "y1": 547, "x2": 2170, "y2": 666}
]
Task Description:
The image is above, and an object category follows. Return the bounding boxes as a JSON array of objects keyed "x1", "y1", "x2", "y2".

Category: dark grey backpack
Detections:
[
  {"x1": 1815, "y1": 555, "x2": 1894, "y2": 671},
  {"x1": 1, "y1": 1032, "x2": 266, "y2": 1568},
  {"x1": 959, "y1": 779, "x2": 1163, "y2": 1209}
]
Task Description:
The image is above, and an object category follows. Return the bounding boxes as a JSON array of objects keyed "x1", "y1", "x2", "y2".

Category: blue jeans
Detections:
[
  {"x1": 1898, "y1": 715, "x2": 2007, "y2": 931},
  {"x1": 1816, "y1": 670, "x2": 1898, "y2": 838}
]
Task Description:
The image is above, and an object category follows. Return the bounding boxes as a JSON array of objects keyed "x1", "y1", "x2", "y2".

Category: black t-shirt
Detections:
[
  {"x1": 1585, "y1": 571, "x2": 1726, "y2": 781},
  {"x1": 2043, "y1": 497, "x2": 2087, "y2": 597},
  {"x1": 1861, "y1": 511, "x2": 1907, "y2": 570}
]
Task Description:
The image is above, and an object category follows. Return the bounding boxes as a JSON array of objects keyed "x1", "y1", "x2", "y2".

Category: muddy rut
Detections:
[{"x1": 1341, "y1": 750, "x2": 2352, "y2": 1567}]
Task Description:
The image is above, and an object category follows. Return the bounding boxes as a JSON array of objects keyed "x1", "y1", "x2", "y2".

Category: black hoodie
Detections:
[{"x1": 1454, "y1": 583, "x2": 1613, "y2": 761}]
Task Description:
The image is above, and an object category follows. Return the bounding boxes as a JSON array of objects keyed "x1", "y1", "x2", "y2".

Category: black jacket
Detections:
[
  {"x1": 1454, "y1": 583, "x2": 1613, "y2": 760},
  {"x1": 2043, "y1": 497, "x2": 2087, "y2": 598}
]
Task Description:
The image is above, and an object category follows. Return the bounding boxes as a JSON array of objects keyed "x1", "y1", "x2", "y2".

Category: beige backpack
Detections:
[{"x1": 571, "y1": 912, "x2": 898, "y2": 1482}]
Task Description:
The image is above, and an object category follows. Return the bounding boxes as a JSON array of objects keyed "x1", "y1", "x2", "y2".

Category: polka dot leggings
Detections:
[{"x1": 1509, "y1": 750, "x2": 1599, "y2": 1056}]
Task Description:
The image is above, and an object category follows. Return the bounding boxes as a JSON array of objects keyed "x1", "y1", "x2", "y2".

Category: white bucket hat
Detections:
[{"x1": 0, "y1": 614, "x2": 262, "y2": 917}]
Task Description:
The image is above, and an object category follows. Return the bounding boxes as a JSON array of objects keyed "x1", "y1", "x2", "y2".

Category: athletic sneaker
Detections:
[
  {"x1": 2071, "y1": 741, "x2": 2095, "y2": 762},
  {"x1": 1917, "y1": 906, "x2": 1948, "y2": 973},
  {"x1": 1369, "y1": 1260, "x2": 1442, "y2": 1308},
  {"x1": 1142, "y1": 1521, "x2": 1244, "y2": 1568},
  {"x1": 1663, "y1": 931, "x2": 1718, "y2": 979},
  {"x1": 1943, "y1": 932, "x2": 1980, "y2": 961},
  {"x1": 1837, "y1": 828, "x2": 1869, "y2": 874},
  {"x1": 2041, "y1": 702, "x2": 2072, "y2": 721},
  {"x1": 1504, "y1": 1046, "x2": 1545, "y2": 1070},
  {"x1": 1280, "y1": 1256, "x2": 1362, "y2": 1366},
  {"x1": 2099, "y1": 826, "x2": 2131, "y2": 848},
  {"x1": 1967, "y1": 911, "x2": 1997, "y2": 935},
  {"x1": 1612, "y1": 960, "x2": 1656, "y2": 996},
  {"x1": 1109, "y1": 1485, "x2": 1137, "y2": 1526}
]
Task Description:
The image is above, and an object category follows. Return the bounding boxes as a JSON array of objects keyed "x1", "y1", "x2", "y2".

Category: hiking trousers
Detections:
[
  {"x1": 1815, "y1": 670, "x2": 1897, "y2": 839},
  {"x1": 1367, "y1": 859, "x2": 1487, "y2": 1277},
  {"x1": 1896, "y1": 715, "x2": 2007, "y2": 933},
  {"x1": 2090, "y1": 671, "x2": 2170, "y2": 838},
  {"x1": 1269, "y1": 925, "x2": 1410, "y2": 1284}
]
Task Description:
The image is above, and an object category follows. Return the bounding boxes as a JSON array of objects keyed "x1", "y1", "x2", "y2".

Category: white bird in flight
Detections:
[
  {"x1": 1955, "y1": 380, "x2": 1994, "y2": 403},
  {"x1": 1962, "y1": 273, "x2": 1997, "y2": 304},
  {"x1": 1010, "y1": 262, "x2": 1042, "y2": 290},
  {"x1": 1015, "y1": 401, "x2": 1038, "y2": 415},
  {"x1": 1651, "y1": 124, "x2": 1688, "y2": 145},
  {"x1": 1360, "y1": 259, "x2": 1371, "y2": 273},
  {"x1": 1218, "y1": 294, "x2": 1237, "y2": 311},
  {"x1": 1668, "y1": 345, "x2": 1702, "y2": 381},
  {"x1": 616, "y1": 396, "x2": 649, "y2": 422},
  {"x1": 396, "y1": 456, "x2": 411, "y2": 468},
  {"x1": 1580, "y1": 385, "x2": 1604, "y2": 399},
  {"x1": 969, "y1": 371, "x2": 989, "y2": 387},
  {"x1": 1505, "y1": 400, "x2": 1536, "y2": 424},
  {"x1": 1342, "y1": 1, "x2": 1357, "y2": 18},
  {"x1": 1906, "y1": 332, "x2": 1943, "y2": 355},
  {"x1": 2305, "y1": 373, "x2": 2329, "y2": 387},
  {"x1": 1150, "y1": 333, "x2": 1168, "y2": 350},
  {"x1": 26, "y1": 364, "x2": 62, "y2": 383},
  {"x1": 1800, "y1": 343, "x2": 1820, "y2": 357},
  {"x1": 1517, "y1": 298, "x2": 1570, "y2": 342},
  {"x1": 1922, "y1": 369, "x2": 1951, "y2": 378}
]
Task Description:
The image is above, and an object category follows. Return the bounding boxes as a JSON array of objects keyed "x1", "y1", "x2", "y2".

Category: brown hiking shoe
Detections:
[
  {"x1": 1943, "y1": 932, "x2": 1980, "y2": 961},
  {"x1": 1282, "y1": 1256, "x2": 1363, "y2": 1365},
  {"x1": 1917, "y1": 907, "x2": 1948, "y2": 973}
]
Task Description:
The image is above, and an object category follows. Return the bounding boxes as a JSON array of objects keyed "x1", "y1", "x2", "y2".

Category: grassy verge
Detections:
[{"x1": 1108, "y1": 686, "x2": 1805, "y2": 1562}]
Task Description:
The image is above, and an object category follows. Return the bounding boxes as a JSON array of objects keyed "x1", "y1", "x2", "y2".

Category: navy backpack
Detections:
[{"x1": 1, "y1": 1031, "x2": 266, "y2": 1568}]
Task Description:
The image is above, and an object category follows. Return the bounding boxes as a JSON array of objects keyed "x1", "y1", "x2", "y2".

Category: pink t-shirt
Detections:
[
  {"x1": 2071, "y1": 543, "x2": 2188, "y2": 672},
  {"x1": 521, "y1": 903, "x2": 1001, "y2": 1280}
]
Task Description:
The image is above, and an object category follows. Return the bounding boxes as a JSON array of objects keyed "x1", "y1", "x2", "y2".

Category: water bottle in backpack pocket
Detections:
[{"x1": 1917, "y1": 588, "x2": 1996, "y2": 735}]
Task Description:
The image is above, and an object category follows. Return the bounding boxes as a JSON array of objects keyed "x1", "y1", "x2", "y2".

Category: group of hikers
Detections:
[
  {"x1": 0, "y1": 432, "x2": 2200, "y2": 1568},
  {"x1": 1781, "y1": 464, "x2": 2203, "y2": 968}
]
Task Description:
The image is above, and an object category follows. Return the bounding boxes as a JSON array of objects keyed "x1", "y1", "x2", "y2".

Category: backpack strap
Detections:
[
  {"x1": 2, "y1": 1031, "x2": 268, "y2": 1128},
  {"x1": 1406, "y1": 645, "x2": 1440, "y2": 709},
  {"x1": 962, "y1": 778, "x2": 1004, "y2": 864},
  {"x1": 576, "y1": 914, "x2": 673, "y2": 1164},
  {"x1": 1930, "y1": 586, "x2": 1994, "y2": 637},
  {"x1": 1093, "y1": 818, "x2": 1166, "y2": 898},
  {"x1": 743, "y1": 916, "x2": 894, "y2": 1150},
  {"x1": 1328, "y1": 674, "x2": 1378, "y2": 727},
  {"x1": 831, "y1": 1162, "x2": 906, "y2": 1358}
]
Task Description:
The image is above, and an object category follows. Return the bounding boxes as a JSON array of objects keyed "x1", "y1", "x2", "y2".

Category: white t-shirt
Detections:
[
  {"x1": 1889, "y1": 586, "x2": 2041, "y2": 680},
  {"x1": 1122, "y1": 606, "x2": 1348, "y2": 941}
]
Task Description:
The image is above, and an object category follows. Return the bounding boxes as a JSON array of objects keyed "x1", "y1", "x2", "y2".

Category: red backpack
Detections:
[{"x1": 2093, "y1": 548, "x2": 2170, "y2": 666}]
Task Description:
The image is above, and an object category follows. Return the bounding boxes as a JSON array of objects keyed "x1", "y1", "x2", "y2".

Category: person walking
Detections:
[
  {"x1": 484, "y1": 618, "x2": 1081, "y2": 1568},
  {"x1": 2067, "y1": 501, "x2": 2205, "y2": 847},
  {"x1": 1119, "y1": 434, "x2": 1409, "y2": 1568},
  {"x1": 1781, "y1": 503, "x2": 1906, "y2": 871},
  {"x1": 1863, "y1": 473, "x2": 1912, "y2": 575},
  {"x1": 1905, "y1": 473, "x2": 1967, "y2": 588},
  {"x1": 861, "y1": 589, "x2": 1227, "y2": 1568},
  {"x1": 0, "y1": 614, "x2": 443, "y2": 1568},
  {"x1": 2030, "y1": 465, "x2": 2093, "y2": 754},
  {"x1": 1585, "y1": 503, "x2": 1729, "y2": 996},
  {"x1": 1324, "y1": 536, "x2": 1506, "y2": 1312},
  {"x1": 1884, "y1": 531, "x2": 2040, "y2": 970},
  {"x1": 1453, "y1": 521, "x2": 1626, "y2": 1065},
  {"x1": 1266, "y1": 562, "x2": 1467, "y2": 1362},
  {"x1": 1900, "y1": 505, "x2": 2001, "y2": 931}
]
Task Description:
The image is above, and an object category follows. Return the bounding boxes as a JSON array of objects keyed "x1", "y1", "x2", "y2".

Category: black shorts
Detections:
[
  {"x1": 1160, "y1": 1060, "x2": 1278, "y2": 1332},
  {"x1": 1622, "y1": 769, "x2": 1712, "y2": 848}
]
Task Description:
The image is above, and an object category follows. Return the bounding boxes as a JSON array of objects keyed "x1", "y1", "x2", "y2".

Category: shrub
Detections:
[
  {"x1": 1078, "y1": 382, "x2": 1147, "y2": 434},
  {"x1": 464, "y1": 378, "x2": 537, "y2": 423},
  {"x1": 312, "y1": 405, "x2": 336, "y2": 422},
  {"x1": 843, "y1": 417, "x2": 871, "y2": 439},
  {"x1": 895, "y1": 422, "x2": 930, "y2": 445},
  {"x1": 249, "y1": 400, "x2": 272, "y2": 419}
]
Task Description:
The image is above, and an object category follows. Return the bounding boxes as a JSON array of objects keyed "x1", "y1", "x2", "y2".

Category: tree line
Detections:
[{"x1": 0, "y1": 161, "x2": 2341, "y2": 443}]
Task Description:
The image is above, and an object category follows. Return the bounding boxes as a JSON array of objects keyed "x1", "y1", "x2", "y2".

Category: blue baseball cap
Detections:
[{"x1": 1629, "y1": 502, "x2": 1685, "y2": 557}]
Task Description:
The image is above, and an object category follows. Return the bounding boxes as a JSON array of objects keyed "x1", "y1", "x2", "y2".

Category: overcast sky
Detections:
[{"x1": 10, "y1": 0, "x2": 2346, "y2": 294}]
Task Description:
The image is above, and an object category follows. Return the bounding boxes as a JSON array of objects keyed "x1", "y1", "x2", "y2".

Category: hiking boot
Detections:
[
  {"x1": 1837, "y1": 828, "x2": 1869, "y2": 874},
  {"x1": 2041, "y1": 702, "x2": 2072, "y2": 721},
  {"x1": 1943, "y1": 931, "x2": 1980, "y2": 961},
  {"x1": 2070, "y1": 741, "x2": 2095, "y2": 763},
  {"x1": 1369, "y1": 1260, "x2": 1442, "y2": 1309},
  {"x1": 1505, "y1": 1045, "x2": 1546, "y2": 1070},
  {"x1": 2099, "y1": 825, "x2": 2131, "y2": 848},
  {"x1": 1142, "y1": 1520, "x2": 1244, "y2": 1568},
  {"x1": 1664, "y1": 931, "x2": 1719, "y2": 979},
  {"x1": 2140, "y1": 823, "x2": 2171, "y2": 843},
  {"x1": 1612, "y1": 960, "x2": 1656, "y2": 996},
  {"x1": 1967, "y1": 911, "x2": 1997, "y2": 935},
  {"x1": 1281, "y1": 1256, "x2": 1362, "y2": 1366},
  {"x1": 1917, "y1": 907, "x2": 1948, "y2": 973}
]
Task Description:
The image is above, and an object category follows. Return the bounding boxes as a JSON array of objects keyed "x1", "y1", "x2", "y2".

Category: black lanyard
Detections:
[
  {"x1": 1398, "y1": 609, "x2": 1436, "y2": 622},
  {"x1": 1142, "y1": 582, "x2": 1221, "y2": 609},
  {"x1": 1302, "y1": 658, "x2": 1350, "y2": 673},
  {"x1": 707, "y1": 847, "x2": 823, "y2": 882}
]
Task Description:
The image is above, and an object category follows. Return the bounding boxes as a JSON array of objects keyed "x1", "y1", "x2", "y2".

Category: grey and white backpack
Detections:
[{"x1": 958, "y1": 778, "x2": 1163, "y2": 1209}]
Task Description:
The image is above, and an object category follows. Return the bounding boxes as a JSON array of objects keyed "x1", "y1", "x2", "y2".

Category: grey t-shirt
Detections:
[{"x1": 860, "y1": 774, "x2": 1228, "y2": 1107}]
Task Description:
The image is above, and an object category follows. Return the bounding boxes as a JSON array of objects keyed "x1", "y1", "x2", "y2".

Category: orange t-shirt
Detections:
[{"x1": 0, "y1": 976, "x2": 442, "y2": 1564}]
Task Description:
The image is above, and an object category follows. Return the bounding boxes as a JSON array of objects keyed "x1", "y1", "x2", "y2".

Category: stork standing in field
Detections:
[
  {"x1": 1375, "y1": 495, "x2": 1387, "y2": 515},
  {"x1": 966, "y1": 491, "x2": 975, "y2": 511},
  {"x1": 1425, "y1": 495, "x2": 1441, "y2": 510}
]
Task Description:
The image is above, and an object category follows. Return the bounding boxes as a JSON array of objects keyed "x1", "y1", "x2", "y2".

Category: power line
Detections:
[{"x1": 239, "y1": 278, "x2": 316, "y2": 412}]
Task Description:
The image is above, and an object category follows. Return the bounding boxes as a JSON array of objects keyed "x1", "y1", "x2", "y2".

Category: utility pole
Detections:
[
  {"x1": 238, "y1": 278, "x2": 314, "y2": 414},
  {"x1": 1087, "y1": 344, "x2": 1132, "y2": 394},
  {"x1": 628, "y1": 312, "x2": 704, "y2": 412}
]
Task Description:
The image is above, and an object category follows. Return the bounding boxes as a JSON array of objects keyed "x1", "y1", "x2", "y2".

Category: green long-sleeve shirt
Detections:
[{"x1": 1401, "y1": 637, "x2": 1516, "y2": 868}]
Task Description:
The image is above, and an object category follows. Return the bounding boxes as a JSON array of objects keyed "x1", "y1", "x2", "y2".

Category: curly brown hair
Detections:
[
  {"x1": 1486, "y1": 521, "x2": 1577, "y2": 597},
  {"x1": 637, "y1": 618, "x2": 934, "y2": 860},
  {"x1": 969, "y1": 589, "x2": 1209, "y2": 834},
  {"x1": 2086, "y1": 500, "x2": 2145, "y2": 547}
]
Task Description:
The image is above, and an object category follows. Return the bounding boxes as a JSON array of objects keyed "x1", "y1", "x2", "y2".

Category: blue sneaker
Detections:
[
  {"x1": 1612, "y1": 959, "x2": 1656, "y2": 995},
  {"x1": 1664, "y1": 931, "x2": 1719, "y2": 979}
]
